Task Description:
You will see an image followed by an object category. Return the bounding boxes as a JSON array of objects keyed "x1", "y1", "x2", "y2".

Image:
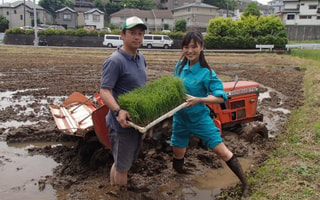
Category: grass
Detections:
[
  {"x1": 289, "y1": 40, "x2": 320, "y2": 44},
  {"x1": 290, "y1": 49, "x2": 320, "y2": 61},
  {"x1": 249, "y1": 50, "x2": 320, "y2": 199}
]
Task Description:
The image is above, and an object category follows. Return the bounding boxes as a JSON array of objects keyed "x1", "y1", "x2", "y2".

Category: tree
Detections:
[
  {"x1": 207, "y1": 17, "x2": 237, "y2": 37},
  {"x1": 174, "y1": 19, "x2": 186, "y2": 32},
  {"x1": 121, "y1": 0, "x2": 155, "y2": 10},
  {"x1": 0, "y1": 15, "x2": 9, "y2": 32},
  {"x1": 242, "y1": 2, "x2": 261, "y2": 17},
  {"x1": 203, "y1": 0, "x2": 237, "y2": 11},
  {"x1": 94, "y1": 0, "x2": 122, "y2": 25},
  {"x1": 38, "y1": 0, "x2": 74, "y2": 19}
]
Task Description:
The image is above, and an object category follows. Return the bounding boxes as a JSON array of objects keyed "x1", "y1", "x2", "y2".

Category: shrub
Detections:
[{"x1": 118, "y1": 76, "x2": 186, "y2": 126}]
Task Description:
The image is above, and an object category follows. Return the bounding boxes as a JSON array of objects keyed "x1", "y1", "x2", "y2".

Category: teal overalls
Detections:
[{"x1": 171, "y1": 61, "x2": 228, "y2": 149}]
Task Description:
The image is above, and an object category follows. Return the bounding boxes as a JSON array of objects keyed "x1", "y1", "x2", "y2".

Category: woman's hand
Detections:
[{"x1": 186, "y1": 96, "x2": 201, "y2": 107}]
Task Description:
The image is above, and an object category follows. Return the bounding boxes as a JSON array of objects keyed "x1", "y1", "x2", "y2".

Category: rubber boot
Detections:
[
  {"x1": 173, "y1": 157, "x2": 187, "y2": 174},
  {"x1": 226, "y1": 155, "x2": 250, "y2": 197}
]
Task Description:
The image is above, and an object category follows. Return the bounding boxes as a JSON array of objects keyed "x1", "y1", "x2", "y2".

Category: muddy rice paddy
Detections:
[{"x1": 0, "y1": 46, "x2": 305, "y2": 200}]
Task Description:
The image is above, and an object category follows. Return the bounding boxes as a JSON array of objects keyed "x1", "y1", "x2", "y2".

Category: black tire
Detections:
[
  {"x1": 163, "y1": 44, "x2": 169, "y2": 49},
  {"x1": 89, "y1": 148, "x2": 110, "y2": 170},
  {"x1": 107, "y1": 43, "x2": 113, "y2": 48},
  {"x1": 147, "y1": 44, "x2": 152, "y2": 49}
]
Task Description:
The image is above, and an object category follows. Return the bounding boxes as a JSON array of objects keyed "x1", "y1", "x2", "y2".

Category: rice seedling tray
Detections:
[{"x1": 127, "y1": 101, "x2": 188, "y2": 133}]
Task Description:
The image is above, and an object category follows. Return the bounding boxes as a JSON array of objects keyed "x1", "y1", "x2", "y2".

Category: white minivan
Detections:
[
  {"x1": 103, "y1": 34, "x2": 123, "y2": 47},
  {"x1": 142, "y1": 34, "x2": 174, "y2": 49}
]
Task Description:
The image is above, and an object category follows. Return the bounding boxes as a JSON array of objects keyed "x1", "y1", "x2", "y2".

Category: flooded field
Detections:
[{"x1": 0, "y1": 46, "x2": 305, "y2": 199}]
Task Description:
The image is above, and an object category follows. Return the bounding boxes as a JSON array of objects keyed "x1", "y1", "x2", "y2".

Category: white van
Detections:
[
  {"x1": 142, "y1": 34, "x2": 174, "y2": 49},
  {"x1": 103, "y1": 34, "x2": 123, "y2": 47}
]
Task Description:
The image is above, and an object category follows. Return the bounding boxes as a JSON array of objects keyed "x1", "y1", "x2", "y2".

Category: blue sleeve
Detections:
[
  {"x1": 204, "y1": 69, "x2": 228, "y2": 102},
  {"x1": 100, "y1": 58, "x2": 121, "y2": 89}
]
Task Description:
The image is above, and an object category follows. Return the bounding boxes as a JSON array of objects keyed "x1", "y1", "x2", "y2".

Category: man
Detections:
[{"x1": 99, "y1": 16, "x2": 147, "y2": 189}]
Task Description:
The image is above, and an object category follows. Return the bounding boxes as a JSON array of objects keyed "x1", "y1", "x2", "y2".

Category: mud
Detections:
[{"x1": 0, "y1": 46, "x2": 304, "y2": 199}]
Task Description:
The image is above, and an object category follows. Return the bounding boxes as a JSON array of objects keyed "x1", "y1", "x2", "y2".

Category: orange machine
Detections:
[{"x1": 206, "y1": 81, "x2": 263, "y2": 131}]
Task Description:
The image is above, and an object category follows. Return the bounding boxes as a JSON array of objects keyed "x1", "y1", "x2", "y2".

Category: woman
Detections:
[{"x1": 171, "y1": 31, "x2": 249, "y2": 196}]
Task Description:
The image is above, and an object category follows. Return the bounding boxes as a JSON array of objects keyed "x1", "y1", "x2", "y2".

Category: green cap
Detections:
[{"x1": 121, "y1": 16, "x2": 147, "y2": 31}]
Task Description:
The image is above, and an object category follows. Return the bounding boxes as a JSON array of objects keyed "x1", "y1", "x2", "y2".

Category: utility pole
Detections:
[
  {"x1": 226, "y1": 3, "x2": 229, "y2": 17},
  {"x1": 33, "y1": 0, "x2": 38, "y2": 46},
  {"x1": 24, "y1": 0, "x2": 26, "y2": 26}
]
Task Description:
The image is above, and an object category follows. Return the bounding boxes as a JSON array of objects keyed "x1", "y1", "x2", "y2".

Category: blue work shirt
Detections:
[
  {"x1": 100, "y1": 46, "x2": 147, "y2": 133},
  {"x1": 174, "y1": 60, "x2": 228, "y2": 121}
]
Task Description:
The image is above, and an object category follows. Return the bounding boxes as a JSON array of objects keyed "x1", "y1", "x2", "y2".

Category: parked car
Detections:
[
  {"x1": 100, "y1": 27, "x2": 111, "y2": 32},
  {"x1": 102, "y1": 34, "x2": 123, "y2": 47},
  {"x1": 161, "y1": 30, "x2": 171, "y2": 33},
  {"x1": 142, "y1": 34, "x2": 174, "y2": 49},
  {"x1": 19, "y1": 26, "x2": 33, "y2": 30},
  {"x1": 48, "y1": 25, "x2": 66, "y2": 30},
  {"x1": 38, "y1": 24, "x2": 50, "y2": 30}
]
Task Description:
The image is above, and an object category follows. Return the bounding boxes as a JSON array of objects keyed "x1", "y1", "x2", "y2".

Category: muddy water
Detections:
[
  {"x1": 0, "y1": 142, "x2": 58, "y2": 200},
  {"x1": 186, "y1": 158, "x2": 252, "y2": 199},
  {"x1": 0, "y1": 139, "x2": 252, "y2": 200}
]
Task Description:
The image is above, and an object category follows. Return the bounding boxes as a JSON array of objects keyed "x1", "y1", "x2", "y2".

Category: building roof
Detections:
[
  {"x1": 84, "y1": 8, "x2": 104, "y2": 15},
  {"x1": 111, "y1": 8, "x2": 173, "y2": 19},
  {"x1": 0, "y1": 0, "x2": 43, "y2": 9},
  {"x1": 56, "y1": 6, "x2": 77, "y2": 14},
  {"x1": 172, "y1": 2, "x2": 218, "y2": 11}
]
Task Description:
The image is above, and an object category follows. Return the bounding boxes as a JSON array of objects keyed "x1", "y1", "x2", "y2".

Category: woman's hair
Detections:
[{"x1": 176, "y1": 31, "x2": 211, "y2": 76}]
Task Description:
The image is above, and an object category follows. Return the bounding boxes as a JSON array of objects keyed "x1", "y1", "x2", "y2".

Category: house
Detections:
[
  {"x1": 171, "y1": 1, "x2": 218, "y2": 31},
  {"x1": 55, "y1": 6, "x2": 78, "y2": 29},
  {"x1": 83, "y1": 8, "x2": 104, "y2": 29},
  {"x1": 110, "y1": 8, "x2": 174, "y2": 32},
  {"x1": 0, "y1": 0, "x2": 52, "y2": 29},
  {"x1": 281, "y1": 0, "x2": 320, "y2": 25},
  {"x1": 268, "y1": 0, "x2": 285, "y2": 15},
  {"x1": 154, "y1": 0, "x2": 200, "y2": 10}
]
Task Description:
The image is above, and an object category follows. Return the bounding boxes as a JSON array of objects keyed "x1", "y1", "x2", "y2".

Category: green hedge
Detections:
[
  {"x1": 205, "y1": 15, "x2": 288, "y2": 49},
  {"x1": 5, "y1": 27, "x2": 112, "y2": 37}
]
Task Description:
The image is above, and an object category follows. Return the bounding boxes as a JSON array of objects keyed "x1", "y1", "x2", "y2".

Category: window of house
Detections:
[
  {"x1": 309, "y1": 5, "x2": 317, "y2": 9},
  {"x1": 20, "y1": 15, "x2": 23, "y2": 20},
  {"x1": 93, "y1": 14, "x2": 100, "y2": 22},
  {"x1": 317, "y1": 16, "x2": 320, "y2": 19},
  {"x1": 188, "y1": 8, "x2": 190, "y2": 12},
  {"x1": 174, "y1": 0, "x2": 178, "y2": 5},
  {"x1": 300, "y1": 3, "x2": 304, "y2": 6},
  {"x1": 6, "y1": 11, "x2": 9, "y2": 16},
  {"x1": 14, "y1": 10, "x2": 16, "y2": 14},
  {"x1": 162, "y1": 18, "x2": 164, "y2": 22},
  {"x1": 84, "y1": 14, "x2": 88, "y2": 20},
  {"x1": 63, "y1": 14, "x2": 71, "y2": 21},
  {"x1": 287, "y1": 14, "x2": 295, "y2": 20},
  {"x1": 145, "y1": 18, "x2": 148, "y2": 22},
  {"x1": 299, "y1": 15, "x2": 312, "y2": 19}
]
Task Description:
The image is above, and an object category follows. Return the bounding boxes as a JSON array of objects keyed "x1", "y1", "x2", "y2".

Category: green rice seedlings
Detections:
[{"x1": 118, "y1": 76, "x2": 186, "y2": 126}]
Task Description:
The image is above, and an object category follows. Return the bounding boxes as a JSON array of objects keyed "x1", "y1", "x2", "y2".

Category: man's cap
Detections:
[{"x1": 121, "y1": 16, "x2": 147, "y2": 31}]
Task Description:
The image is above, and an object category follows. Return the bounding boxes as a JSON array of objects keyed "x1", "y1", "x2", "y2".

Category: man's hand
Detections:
[{"x1": 117, "y1": 109, "x2": 131, "y2": 128}]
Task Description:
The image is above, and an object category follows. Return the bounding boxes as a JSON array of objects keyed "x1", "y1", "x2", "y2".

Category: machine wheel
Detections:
[
  {"x1": 89, "y1": 148, "x2": 111, "y2": 170},
  {"x1": 78, "y1": 138, "x2": 102, "y2": 163},
  {"x1": 147, "y1": 44, "x2": 152, "y2": 49}
]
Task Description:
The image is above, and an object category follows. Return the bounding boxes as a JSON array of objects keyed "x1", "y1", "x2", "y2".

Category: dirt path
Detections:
[{"x1": 0, "y1": 46, "x2": 305, "y2": 199}]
